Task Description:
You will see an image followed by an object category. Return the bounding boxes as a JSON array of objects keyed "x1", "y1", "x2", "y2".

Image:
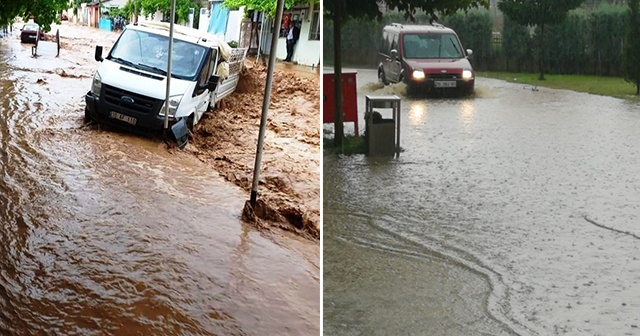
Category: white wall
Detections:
[{"x1": 224, "y1": 7, "x2": 243, "y2": 43}]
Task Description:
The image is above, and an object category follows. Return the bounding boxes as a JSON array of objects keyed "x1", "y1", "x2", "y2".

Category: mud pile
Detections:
[{"x1": 190, "y1": 61, "x2": 320, "y2": 240}]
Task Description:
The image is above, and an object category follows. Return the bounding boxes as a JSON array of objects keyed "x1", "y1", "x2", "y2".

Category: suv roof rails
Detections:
[{"x1": 391, "y1": 23, "x2": 404, "y2": 29}]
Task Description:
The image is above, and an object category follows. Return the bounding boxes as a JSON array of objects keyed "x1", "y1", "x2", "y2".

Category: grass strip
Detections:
[{"x1": 478, "y1": 72, "x2": 640, "y2": 101}]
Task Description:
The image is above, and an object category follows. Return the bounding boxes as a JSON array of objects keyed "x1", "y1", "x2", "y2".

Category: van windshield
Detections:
[
  {"x1": 108, "y1": 28, "x2": 210, "y2": 81},
  {"x1": 402, "y1": 33, "x2": 464, "y2": 59}
]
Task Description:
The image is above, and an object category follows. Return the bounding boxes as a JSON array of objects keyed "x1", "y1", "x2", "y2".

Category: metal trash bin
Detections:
[{"x1": 365, "y1": 95, "x2": 401, "y2": 157}]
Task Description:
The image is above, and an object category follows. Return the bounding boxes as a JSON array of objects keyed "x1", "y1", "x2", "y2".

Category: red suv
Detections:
[{"x1": 378, "y1": 23, "x2": 475, "y2": 96}]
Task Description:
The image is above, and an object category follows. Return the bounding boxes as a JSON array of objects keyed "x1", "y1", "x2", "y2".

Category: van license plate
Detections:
[
  {"x1": 109, "y1": 111, "x2": 137, "y2": 125},
  {"x1": 434, "y1": 81, "x2": 456, "y2": 88}
]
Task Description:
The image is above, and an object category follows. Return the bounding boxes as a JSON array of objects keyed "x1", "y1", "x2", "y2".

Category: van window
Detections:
[
  {"x1": 380, "y1": 30, "x2": 389, "y2": 53},
  {"x1": 402, "y1": 33, "x2": 464, "y2": 59},
  {"x1": 390, "y1": 33, "x2": 399, "y2": 52}
]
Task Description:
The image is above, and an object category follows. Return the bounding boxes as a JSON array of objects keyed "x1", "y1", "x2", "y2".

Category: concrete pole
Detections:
[
  {"x1": 249, "y1": 0, "x2": 285, "y2": 207},
  {"x1": 164, "y1": 0, "x2": 177, "y2": 130}
]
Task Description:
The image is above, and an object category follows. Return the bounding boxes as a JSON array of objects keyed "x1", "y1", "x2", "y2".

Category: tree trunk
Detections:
[
  {"x1": 637, "y1": 80, "x2": 639, "y2": 95},
  {"x1": 332, "y1": 2, "x2": 344, "y2": 147},
  {"x1": 539, "y1": 23, "x2": 545, "y2": 80}
]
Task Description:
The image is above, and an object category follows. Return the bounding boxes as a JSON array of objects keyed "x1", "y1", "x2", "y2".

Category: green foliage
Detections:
[
  {"x1": 534, "y1": 10, "x2": 590, "y2": 74},
  {"x1": 590, "y1": 4, "x2": 626, "y2": 75},
  {"x1": 498, "y1": 0, "x2": 585, "y2": 27},
  {"x1": 0, "y1": 0, "x2": 68, "y2": 32},
  {"x1": 122, "y1": 0, "x2": 201, "y2": 24},
  {"x1": 223, "y1": 0, "x2": 314, "y2": 17},
  {"x1": 443, "y1": 9, "x2": 493, "y2": 69},
  {"x1": 325, "y1": 0, "x2": 488, "y2": 21},
  {"x1": 623, "y1": 0, "x2": 640, "y2": 93},
  {"x1": 502, "y1": 15, "x2": 531, "y2": 72},
  {"x1": 499, "y1": 0, "x2": 584, "y2": 79}
]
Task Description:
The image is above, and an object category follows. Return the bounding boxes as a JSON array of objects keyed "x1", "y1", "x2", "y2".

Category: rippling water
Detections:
[
  {"x1": 324, "y1": 69, "x2": 640, "y2": 335},
  {"x1": 1, "y1": 26, "x2": 319, "y2": 335}
]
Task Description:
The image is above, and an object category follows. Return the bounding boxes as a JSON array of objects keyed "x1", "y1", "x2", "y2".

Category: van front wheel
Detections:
[
  {"x1": 378, "y1": 69, "x2": 389, "y2": 86},
  {"x1": 186, "y1": 113, "x2": 195, "y2": 135}
]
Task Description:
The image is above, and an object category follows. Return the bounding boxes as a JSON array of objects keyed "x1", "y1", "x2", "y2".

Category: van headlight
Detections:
[
  {"x1": 91, "y1": 72, "x2": 102, "y2": 97},
  {"x1": 462, "y1": 70, "x2": 473, "y2": 80},
  {"x1": 160, "y1": 94, "x2": 183, "y2": 117},
  {"x1": 412, "y1": 70, "x2": 425, "y2": 80}
]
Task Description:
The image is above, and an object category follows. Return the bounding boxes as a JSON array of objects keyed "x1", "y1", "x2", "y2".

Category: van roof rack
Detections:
[{"x1": 391, "y1": 22, "x2": 445, "y2": 29}]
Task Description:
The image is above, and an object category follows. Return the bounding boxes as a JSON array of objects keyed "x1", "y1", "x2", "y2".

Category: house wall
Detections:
[{"x1": 275, "y1": 10, "x2": 320, "y2": 67}]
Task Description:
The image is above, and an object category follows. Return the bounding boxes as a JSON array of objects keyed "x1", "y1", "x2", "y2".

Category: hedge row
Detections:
[{"x1": 323, "y1": 5, "x2": 628, "y2": 76}]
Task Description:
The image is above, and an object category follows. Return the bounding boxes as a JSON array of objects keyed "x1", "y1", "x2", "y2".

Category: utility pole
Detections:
[{"x1": 249, "y1": 0, "x2": 285, "y2": 207}]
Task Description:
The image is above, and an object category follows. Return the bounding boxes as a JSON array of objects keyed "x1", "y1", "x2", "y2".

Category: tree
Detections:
[
  {"x1": 498, "y1": 0, "x2": 584, "y2": 80},
  {"x1": 623, "y1": 0, "x2": 640, "y2": 94},
  {"x1": 222, "y1": 0, "x2": 317, "y2": 17},
  {"x1": 0, "y1": 0, "x2": 69, "y2": 32},
  {"x1": 325, "y1": 0, "x2": 488, "y2": 147}
]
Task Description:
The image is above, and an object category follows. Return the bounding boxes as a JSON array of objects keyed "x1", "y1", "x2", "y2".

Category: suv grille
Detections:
[{"x1": 102, "y1": 85, "x2": 163, "y2": 115}]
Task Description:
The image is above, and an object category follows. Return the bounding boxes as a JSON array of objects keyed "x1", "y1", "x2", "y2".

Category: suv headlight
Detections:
[
  {"x1": 160, "y1": 94, "x2": 183, "y2": 117},
  {"x1": 91, "y1": 72, "x2": 102, "y2": 97},
  {"x1": 412, "y1": 69, "x2": 425, "y2": 80},
  {"x1": 462, "y1": 70, "x2": 473, "y2": 80}
]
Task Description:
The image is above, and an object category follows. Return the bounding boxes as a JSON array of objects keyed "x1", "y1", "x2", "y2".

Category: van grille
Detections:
[
  {"x1": 428, "y1": 73, "x2": 460, "y2": 80},
  {"x1": 102, "y1": 84, "x2": 163, "y2": 115}
]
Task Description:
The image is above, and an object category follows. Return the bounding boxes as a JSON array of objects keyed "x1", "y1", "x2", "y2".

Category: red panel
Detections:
[{"x1": 323, "y1": 71, "x2": 359, "y2": 136}]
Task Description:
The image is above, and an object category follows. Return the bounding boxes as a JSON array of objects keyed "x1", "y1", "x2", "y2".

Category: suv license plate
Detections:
[
  {"x1": 434, "y1": 80, "x2": 457, "y2": 88},
  {"x1": 109, "y1": 111, "x2": 137, "y2": 125}
]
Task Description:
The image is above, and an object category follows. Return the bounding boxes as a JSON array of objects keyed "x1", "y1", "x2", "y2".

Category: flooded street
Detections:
[
  {"x1": 1, "y1": 24, "x2": 319, "y2": 335},
  {"x1": 324, "y1": 69, "x2": 640, "y2": 335}
]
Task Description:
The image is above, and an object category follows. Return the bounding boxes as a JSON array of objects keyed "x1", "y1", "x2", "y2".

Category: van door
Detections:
[
  {"x1": 388, "y1": 32, "x2": 402, "y2": 82},
  {"x1": 193, "y1": 49, "x2": 216, "y2": 125}
]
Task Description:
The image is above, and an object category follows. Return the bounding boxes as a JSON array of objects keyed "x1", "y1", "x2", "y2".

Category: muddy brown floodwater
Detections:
[{"x1": 1, "y1": 22, "x2": 319, "y2": 335}]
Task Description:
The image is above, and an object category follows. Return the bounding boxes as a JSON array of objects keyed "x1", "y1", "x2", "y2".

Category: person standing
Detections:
[{"x1": 284, "y1": 22, "x2": 300, "y2": 62}]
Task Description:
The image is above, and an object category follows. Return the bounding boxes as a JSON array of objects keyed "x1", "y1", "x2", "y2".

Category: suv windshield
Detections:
[
  {"x1": 108, "y1": 28, "x2": 209, "y2": 80},
  {"x1": 403, "y1": 33, "x2": 464, "y2": 59}
]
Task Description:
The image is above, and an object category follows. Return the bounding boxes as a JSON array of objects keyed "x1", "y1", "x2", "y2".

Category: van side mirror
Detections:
[
  {"x1": 390, "y1": 49, "x2": 398, "y2": 60},
  {"x1": 95, "y1": 45, "x2": 103, "y2": 62},
  {"x1": 207, "y1": 74, "x2": 220, "y2": 91},
  {"x1": 466, "y1": 49, "x2": 473, "y2": 59}
]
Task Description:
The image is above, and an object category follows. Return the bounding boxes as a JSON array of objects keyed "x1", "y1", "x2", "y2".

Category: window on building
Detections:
[{"x1": 309, "y1": 11, "x2": 320, "y2": 40}]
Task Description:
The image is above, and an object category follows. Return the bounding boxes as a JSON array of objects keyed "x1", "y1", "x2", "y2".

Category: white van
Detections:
[{"x1": 85, "y1": 22, "x2": 247, "y2": 138}]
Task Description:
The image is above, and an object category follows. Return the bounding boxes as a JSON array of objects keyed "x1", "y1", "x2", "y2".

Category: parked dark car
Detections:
[
  {"x1": 378, "y1": 23, "x2": 475, "y2": 96},
  {"x1": 20, "y1": 23, "x2": 40, "y2": 44}
]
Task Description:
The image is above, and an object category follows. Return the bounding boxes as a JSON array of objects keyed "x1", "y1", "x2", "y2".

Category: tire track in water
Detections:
[{"x1": 326, "y1": 208, "x2": 534, "y2": 336}]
